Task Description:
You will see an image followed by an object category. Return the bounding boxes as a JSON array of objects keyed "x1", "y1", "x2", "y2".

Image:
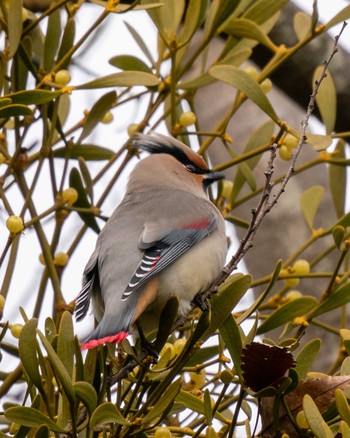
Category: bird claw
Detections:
[
  {"x1": 192, "y1": 294, "x2": 211, "y2": 311},
  {"x1": 141, "y1": 341, "x2": 159, "y2": 363}
]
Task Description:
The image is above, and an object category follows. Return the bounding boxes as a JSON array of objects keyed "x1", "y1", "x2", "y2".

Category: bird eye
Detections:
[{"x1": 184, "y1": 163, "x2": 197, "y2": 173}]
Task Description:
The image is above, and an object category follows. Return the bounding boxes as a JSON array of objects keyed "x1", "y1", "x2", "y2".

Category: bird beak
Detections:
[{"x1": 204, "y1": 171, "x2": 225, "y2": 185}]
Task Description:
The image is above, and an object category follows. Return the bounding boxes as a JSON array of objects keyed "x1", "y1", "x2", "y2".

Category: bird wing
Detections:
[
  {"x1": 75, "y1": 249, "x2": 99, "y2": 322},
  {"x1": 121, "y1": 214, "x2": 217, "y2": 301}
]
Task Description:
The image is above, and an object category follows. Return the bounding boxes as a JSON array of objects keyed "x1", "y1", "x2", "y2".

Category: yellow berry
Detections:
[
  {"x1": 0, "y1": 295, "x2": 5, "y2": 312},
  {"x1": 101, "y1": 111, "x2": 113, "y2": 124},
  {"x1": 127, "y1": 123, "x2": 139, "y2": 136},
  {"x1": 54, "y1": 252, "x2": 69, "y2": 266},
  {"x1": 0, "y1": 152, "x2": 5, "y2": 163},
  {"x1": 6, "y1": 216, "x2": 24, "y2": 234},
  {"x1": 189, "y1": 369, "x2": 206, "y2": 388},
  {"x1": 38, "y1": 253, "x2": 45, "y2": 265},
  {"x1": 260, "y1": 78, "x2": 272, "y2": 93},
  {"x1": 10, "y1": 324, "x2": 23, "y2": 339},
  {"x1": 154, "y1": 427, "x2": 172, "y2": 438},
  {"x1": 279, "y1": 145, "x2": 293, "y2": 161},
  {"x1": 62, "y1": 187, "x2": 78, "y2": 205},
  {"x1": 284, "y1": 133, "x2": 299, "y2": 149},
  {"x1": 244, "y1": 66, "x2": 259, "y2": 80},
  {"x1": 179, "y1": 111, "x2": 196, "y2": 127},
  {"x1": 284, "y1": 277, "x2": 299, "y2": 288},
  {"x1": 285, "y1": 290, "x2": 302, "y2": 301},
  {"x1": 220, "y1": 369, "x2": 234, "y2": 384},
  {"x1": 173, "y1": 338, "x2": 187, "y2": 356},
  {"x1": 293, "y1": 259, "x2": 310, "y2": 275},
  {"x1": 55, "y1": 69, "x2": 71, "y2": 86}
]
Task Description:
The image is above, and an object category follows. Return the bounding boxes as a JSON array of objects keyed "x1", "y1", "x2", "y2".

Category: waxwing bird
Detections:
[{"x1": 75, "y1": 133, "x2": 227, "y2": 350}]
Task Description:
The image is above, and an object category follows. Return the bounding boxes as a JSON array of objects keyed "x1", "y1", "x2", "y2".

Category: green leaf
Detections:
[
  {"x1": 341, "y1": 357, "x2": 350, "y2": 376},
  {"x1": 325, "y1": 5, "x2": 350, "y2": 31},
  {"x1": 231, "y1": 120, "x2": 274, "y2": 202},
  {"x1": 154, "y1": 296, "x2": 179, "y2": 353},
  {"x1": 19, "y1": 319, "x2": 44, "y2": 393},
  {"x1": 306, "y1": 133, "x2": 332, "y2": 151},
  {"x1": 69, "y1": 167, "x2": 100, "y2": 234},
  {"x1": 209, "y1": 65, "x2": 279, "y2": 122},
  {"x1": 78, "y1": 157, "x2": 93, "y2": 201},
  {"x1": 142, "y1": 378, "x2": 182, "y2": 424},
  {"x1": 334, "y1": 388, "x2": 350, "y2": 424},
  {"x1": 90, "y1": 402, "x2": 129, "y2": 428},
  {"x1": 124, "y1": 21, "x2": 155, "y2": 65},
  {"x1": 57, "y1": 17, "x2": 75, "y2": 69},
  {"x1": 109, "y1": 55, "x2": 152, "y2": 73},
  {"x1": 145, "y1": 0, "x2": 185, "y2": 43},
  {"x1": 333, "y1": 226, "x2": 345, "y2": 250},
  {"x1": 33, "y1": 425, "x2": 50, "y2": 438},
  {"x1": 179, "y1": 73, "x2": 216, "y2": 90},
  {"x1": 237, "y1": 259, "x2": 283, "y2": 325},
  {"x1": 37, "y1": 330, "x2": 76, "y2": 408},
  {"x1": 293, "y1": 11, "x2": 311, "y2": 41},
  {"x1": 57, "y1": 311, "x2": 75, "y2": 377},
  {"x1": 220, "y1": 314, "x2": 243, "y2": 378},
  {"x1": 45, "y1": 317, "x2": 57, "y2": 342},
  {"x1": 0, "y1": 98, "x2": 12, "y2": 108},
  {"x1": 329, "y1": 140, "x2": 346, "y2": 218},
  {"x1": 205, "y1": 274, "x2": 252, "y2": 338},
  {"x1": 313, "y1": 66, "x2": 337, "y2": 134},
  {"x1": 15, "y1": 35, "x2": 32, "y2": 91},
  {"x1": 340, "y1": 421, "x2": 350, "y2": 438},
  {"x1": 243, "y1": 0, "x2": 289, "y2": 24},
  {"x1": 340, "y1": 329, "x2": 350, "y2": 356},
  {"x1": 257, "y1": 296, "x2": 317, "y2": 335},
  {"x1": 203, "y1": 389, "x2": 213, "y2": 425},
  {"x1": 78, "y1": 91, "x2": 117, "y2": 143},
  {"x1": 185, "y1": 345, "x2": 219, "y2": 367},
  {"x1": 308, "y1": 282, "x2": 350, "y2": 319},
  {"x1": 176, "y1": 391, "x2": 227, "y2": 422},
  {"x1": 53, "y1": 144, "x2": 114, "y2": 161},
  {"x1": 3, "y1": 0, "x2": 22, "y2": 59},
  {"x1": 73, "y1": 381, "x2": 98, "y2": 416},
  {"x1": 336, "y1": 212, "x2": 350, "y2": 229},
  {"x1": 300, "y1": 185, "x2": 325, "y2": 231},
  {"x1": 222, "y1": 18, "x2": 277, "y2": 51},
  {"x1": 57, "y1": 312, "x2": 75, "y2": 426},
  {"x1": 5, "y1": 407, "x2": 67, "y2": 433},
  {"x1": 204, "y1": 0, "x2": 240, "y2": 39},
  {"x1": 43, "y1": 8, "x2": 61, "y2": 71},
  {"x1": 303, "y1": 394, "x2": 333, "y2": 437},
  {"x1": 76, "y1": 71, "x2": 160, "y2": 89},
  {"x1": 0, "y1": 104, "x2": 33, "y2": 118},
  {"x1": 178, "y1": 0, "x2": 204, "y2": 46},
  {"x1": 295, "y1": 338, "x2": 321, "y2": 381},
  {"x1": 1, "y1": 89, "x2": 62, "y2": 106}
]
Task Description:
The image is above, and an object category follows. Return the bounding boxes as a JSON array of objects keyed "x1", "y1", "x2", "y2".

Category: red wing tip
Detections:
[{"x1": 81, "y1": 331, "x2": 129, "y2": 350}]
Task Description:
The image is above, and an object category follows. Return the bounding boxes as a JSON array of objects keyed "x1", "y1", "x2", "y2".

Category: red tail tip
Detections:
[{"x1": 81, "y1": 331, "x2": 129, "y2": 350}]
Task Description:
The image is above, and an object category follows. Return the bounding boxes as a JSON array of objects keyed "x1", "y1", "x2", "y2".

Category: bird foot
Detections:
[{"x1": 192, "y1": 293, "x2": 211, "y2": 311}]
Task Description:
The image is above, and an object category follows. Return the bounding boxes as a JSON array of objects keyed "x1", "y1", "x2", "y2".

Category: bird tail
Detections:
[{"x1": 80, "y1": 312, "x2": 133, "y2": 350}]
